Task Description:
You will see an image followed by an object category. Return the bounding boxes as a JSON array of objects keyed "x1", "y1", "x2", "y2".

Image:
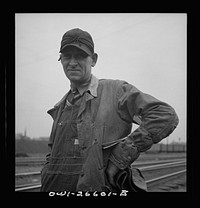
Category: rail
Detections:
[
  {"x1": 15, "y1": 159, "x2": 186, "y2": 192},
  {"x1": 146, "y1": 169, "x2": 186, "y2": 189},
  {"x1": 15, "y1": 156, "x2": 186, "y2": 166},
  {"x1": 15, "y1": 158, "x2": 186, "y2": 177}
]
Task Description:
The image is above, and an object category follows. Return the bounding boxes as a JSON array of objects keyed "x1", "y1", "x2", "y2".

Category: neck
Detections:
[{"x1": 70, "y1": 74, "x2": 92, "y2": 90}]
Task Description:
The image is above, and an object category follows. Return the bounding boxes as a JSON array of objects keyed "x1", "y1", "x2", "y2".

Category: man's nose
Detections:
[{"x1": 69, "y1": 57, "x2": 78, "y2": 67}]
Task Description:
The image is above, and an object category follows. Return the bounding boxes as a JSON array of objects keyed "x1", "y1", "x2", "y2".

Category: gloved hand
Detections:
[{"x1": 106, "y1": 160, "x2": 120, "y2": 187}]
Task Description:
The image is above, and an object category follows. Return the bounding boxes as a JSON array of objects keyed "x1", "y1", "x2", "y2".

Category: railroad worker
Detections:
[{"x1": 40, "y1": 28, "x2": 179, "y2": 192}]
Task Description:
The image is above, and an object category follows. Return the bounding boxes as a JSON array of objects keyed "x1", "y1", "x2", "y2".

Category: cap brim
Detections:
[{"x1": 60, "y1": 43, "x2": 92, "y2": 56}]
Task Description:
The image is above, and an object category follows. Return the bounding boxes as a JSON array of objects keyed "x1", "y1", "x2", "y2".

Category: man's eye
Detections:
[
  {"x1": 76, "y1": 54, "x2": 87, "y2": 59},
  {"x1": 62, "y1": 53, "x2": 88, "y2": 60},
  {"x1": 63, "y1": 54, "x2": 71, "y2": 59}
]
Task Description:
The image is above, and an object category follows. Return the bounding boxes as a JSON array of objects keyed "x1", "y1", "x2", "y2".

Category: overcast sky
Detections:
[{"x1": 15, "y1": 13, "x2": 186, "y2": 143}]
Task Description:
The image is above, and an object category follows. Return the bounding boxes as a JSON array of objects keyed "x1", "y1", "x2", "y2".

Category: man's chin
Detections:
[{"x1": 67, "y1": 76, "x2": 84, "y2": 84}]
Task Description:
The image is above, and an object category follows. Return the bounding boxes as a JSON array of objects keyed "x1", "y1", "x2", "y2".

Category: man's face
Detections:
[{"x1": 60, "y1": 46, "x2": 96, "y2": 84}]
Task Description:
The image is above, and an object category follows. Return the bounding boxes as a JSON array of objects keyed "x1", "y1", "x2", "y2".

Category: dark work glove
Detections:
[{"x1": 106, "y1": 160, "x2": 120, "y2": 187}]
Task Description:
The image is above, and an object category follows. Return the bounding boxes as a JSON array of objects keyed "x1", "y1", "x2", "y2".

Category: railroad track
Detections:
[
  {"x1": 147, "y1": 169, "x2": 186, "y2": 192},
  {"x1": 16, "y1": 157, "x2": 46, "y2": 166},
  {"x1": 15, "y1": 156, "x2": 186, "y2": 166},
  {"x1": 15, "y1": 159, "x2": 186, "y2": 192}
]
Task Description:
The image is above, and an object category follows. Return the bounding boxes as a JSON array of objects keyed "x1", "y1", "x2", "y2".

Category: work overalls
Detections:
[{"x1": 41, "y1": 91, "x2": 85, "y2": 192}]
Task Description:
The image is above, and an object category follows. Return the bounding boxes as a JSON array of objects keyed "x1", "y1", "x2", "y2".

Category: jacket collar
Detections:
[
  {"x1": 53, "y1": 74, "x2": 99, "y2": 108},
  {"x1": 86, "y1": 74, "x2": 98, "y2": 97}
]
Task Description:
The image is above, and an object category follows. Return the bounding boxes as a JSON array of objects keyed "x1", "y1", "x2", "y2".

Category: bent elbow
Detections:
[{"x1": 153, "y1": 107, "x2": 179, "y2": 144}]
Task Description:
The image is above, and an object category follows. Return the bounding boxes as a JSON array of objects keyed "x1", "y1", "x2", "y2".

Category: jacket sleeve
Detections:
[{"x1": 109, "y1": 81, "x2": 179, "y2": 169}]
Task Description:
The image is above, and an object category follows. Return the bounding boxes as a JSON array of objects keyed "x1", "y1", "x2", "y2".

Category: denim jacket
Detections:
[{"x1": 43, "y1": 75, "x2": 179, "y2": 191}]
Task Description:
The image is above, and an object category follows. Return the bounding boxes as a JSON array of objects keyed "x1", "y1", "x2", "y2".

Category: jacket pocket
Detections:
[
  {"x1": 76, "y1": 142, "x2": 105, "y2": 191},
  {"x1": 77, "y1": 120, "x2": 94, "y2": 150}
]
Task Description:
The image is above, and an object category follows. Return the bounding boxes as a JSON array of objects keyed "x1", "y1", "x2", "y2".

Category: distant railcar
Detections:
[{"x1": 147, "y1": 143, "x2": 186, "y2": 153}]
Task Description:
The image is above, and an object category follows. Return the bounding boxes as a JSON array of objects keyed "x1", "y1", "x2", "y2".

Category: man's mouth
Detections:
[{"x1": 68, "y1": 69, "x2": 80, "y2": 72}]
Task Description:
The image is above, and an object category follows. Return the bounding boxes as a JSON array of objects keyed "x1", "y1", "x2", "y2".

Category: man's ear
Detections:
[{"x1": 91, "y1": 53, "x2": 98, "y2": 67}]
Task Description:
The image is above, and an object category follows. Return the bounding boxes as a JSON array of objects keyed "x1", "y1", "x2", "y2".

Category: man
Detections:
[{"x1": 40, "y1": 28, "x2": 179, "y2": 192}]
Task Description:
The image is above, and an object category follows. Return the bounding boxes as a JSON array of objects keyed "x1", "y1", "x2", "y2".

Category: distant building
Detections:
[{"x1": 15, "y1": 133, "x2": 30, "y2": 140}]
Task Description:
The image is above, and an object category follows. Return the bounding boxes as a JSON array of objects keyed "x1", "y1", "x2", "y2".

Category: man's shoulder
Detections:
[
  {"x1": 97, "y1": 78, "x2": 130, "y2": 96},
  {"x1": 99, "y1": 78, "x2": 127, "y2": 87}
]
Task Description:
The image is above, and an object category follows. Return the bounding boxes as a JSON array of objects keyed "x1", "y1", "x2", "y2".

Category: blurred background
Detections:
[{"x1": 15, "y1": 13, "x2": 186, "y2": 156}]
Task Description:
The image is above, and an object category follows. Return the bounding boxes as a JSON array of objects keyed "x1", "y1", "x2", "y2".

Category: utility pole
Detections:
[{"x1": 24, "y1": 127, "x2": 27, "y2": 138}]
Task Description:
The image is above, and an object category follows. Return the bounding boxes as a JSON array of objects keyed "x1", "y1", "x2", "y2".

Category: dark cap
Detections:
[{"x1": 60, "y1": 28, "x2": 94, "y2": 55}]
